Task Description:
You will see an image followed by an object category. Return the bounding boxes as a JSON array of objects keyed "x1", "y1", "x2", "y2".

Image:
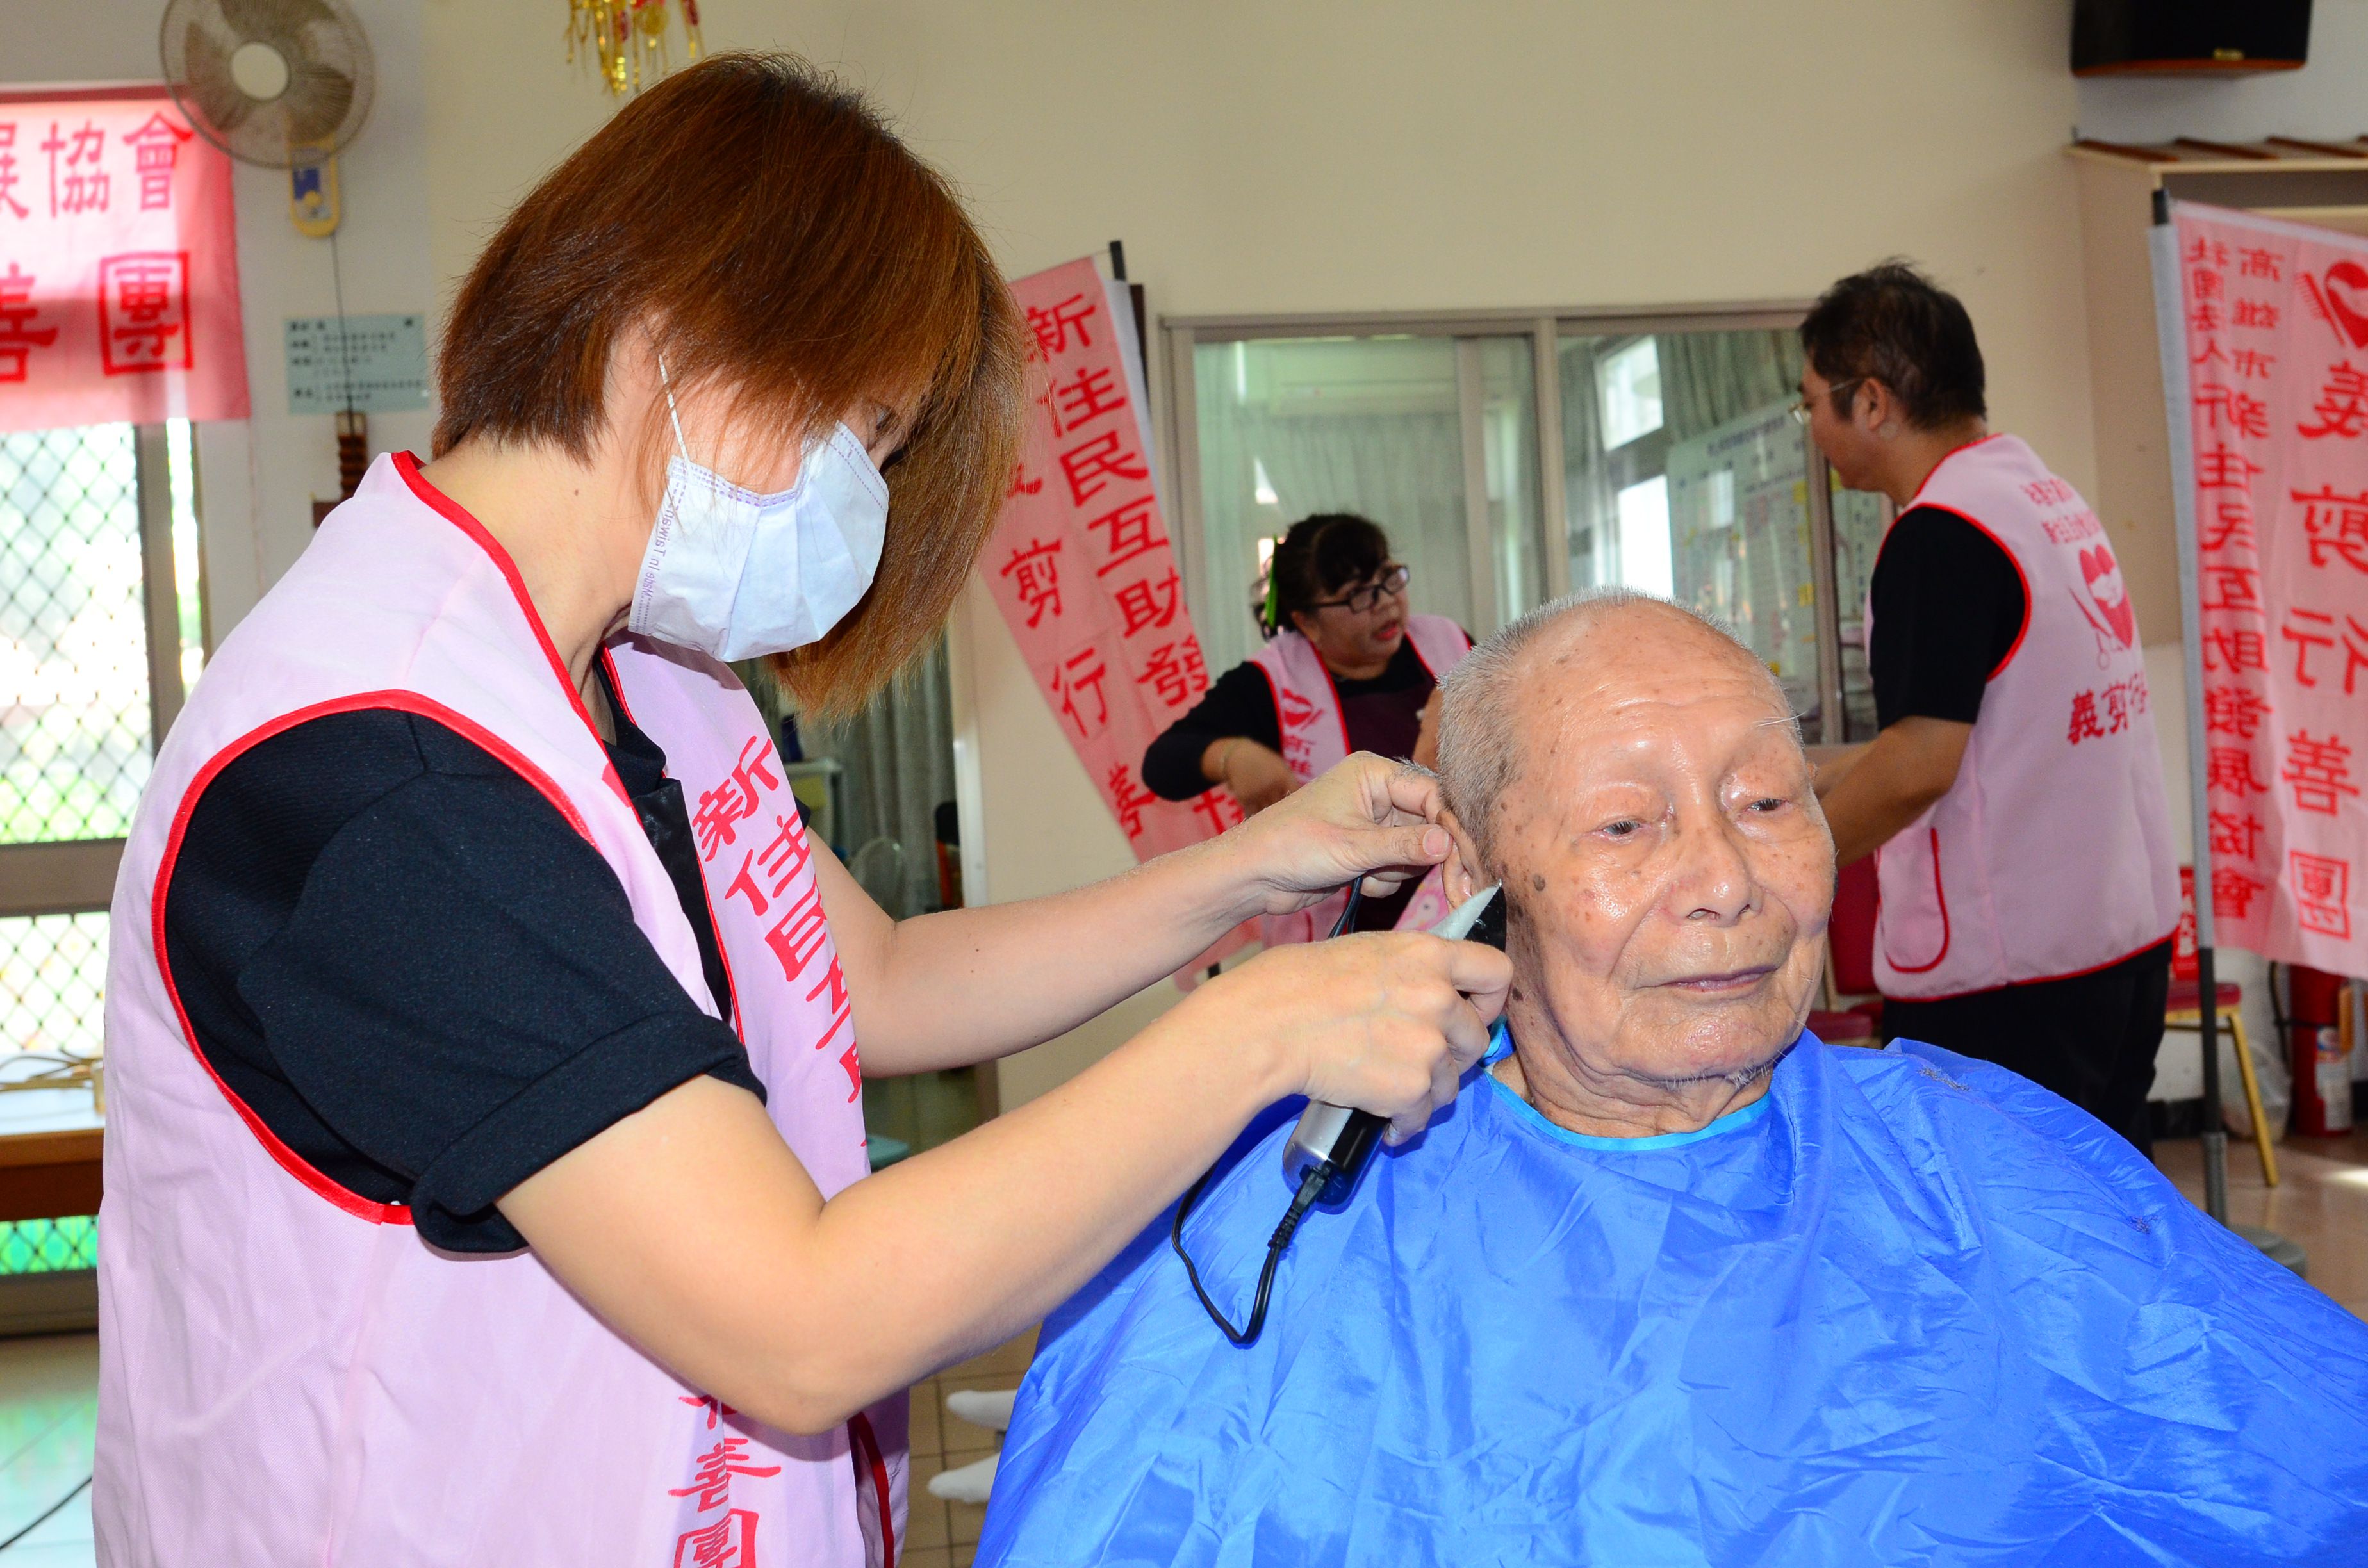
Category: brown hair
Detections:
[{"x1": 436, "y1": 52, "x2": 1027, "y2": 718}]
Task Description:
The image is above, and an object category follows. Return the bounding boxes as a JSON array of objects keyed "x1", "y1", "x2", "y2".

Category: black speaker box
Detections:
[{"x1": 2073, "y1": 0, "x2": 2312, "y2": 76}]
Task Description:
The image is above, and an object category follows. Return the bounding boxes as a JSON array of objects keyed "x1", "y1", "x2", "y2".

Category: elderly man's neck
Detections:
[{"x1": 1492, "y1": 1024, "x2": 1780, "y2": 1138}]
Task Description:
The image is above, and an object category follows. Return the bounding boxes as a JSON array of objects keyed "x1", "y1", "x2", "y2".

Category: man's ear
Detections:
[{"x1": 1438, "y1": 808, "x2": 1486, "y2": 905}]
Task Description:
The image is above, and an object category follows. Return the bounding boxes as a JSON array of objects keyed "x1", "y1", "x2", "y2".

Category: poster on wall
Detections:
[
  {"x1": 0, "y1": 88, "x2": 249, "y2": 434},
  {"x1": 977, "y1": 254, "x2": 1254, "y2": 973},
  {"x1": 2167, "y1": 200, "x2": 2368, "y2": 972}
]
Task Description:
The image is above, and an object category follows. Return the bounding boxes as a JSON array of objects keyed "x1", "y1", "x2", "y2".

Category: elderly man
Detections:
[{"x1": 974, "y1": 594, "x2": 2368, "y2": 1567}]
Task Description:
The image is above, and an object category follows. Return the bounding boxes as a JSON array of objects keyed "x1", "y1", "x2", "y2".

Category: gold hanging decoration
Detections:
[{"x1": 567, "y1": 0, "x2": 703, "y2": 97}]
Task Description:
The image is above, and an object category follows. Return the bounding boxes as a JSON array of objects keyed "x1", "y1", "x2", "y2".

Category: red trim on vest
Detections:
[
  {"x1": 598, "y1": 646, "x2": 749, "y2": 1041},
  {"x1": 1884, "y1": 929, "x2": 2178, "y2": 1002},
  {"x1": 1879, "y1": 826, "x2": 1953, "y2": 976},
  {"x1": 1899, "y1": 501, "x2": 2035, "y2": 680},
  {"x1": 391, "y1": 451, "x2": 634, "y2": 812},
  {"x1": 848, "y1": 1411, "x2": 897, "y2": 1568},
  {"x1": 152, "y1": 691, "x2": 600, "y2": 1225}
]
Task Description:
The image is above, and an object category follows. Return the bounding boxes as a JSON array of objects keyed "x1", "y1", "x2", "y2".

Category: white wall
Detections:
[{"x1": 0, "y1": 0, "x2": 438, "y2": 639}]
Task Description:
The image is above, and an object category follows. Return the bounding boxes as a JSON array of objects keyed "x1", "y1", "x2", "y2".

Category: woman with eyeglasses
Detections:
[{"x1": 1142, "y1": 512, "x2": 1472, "y2": 937}]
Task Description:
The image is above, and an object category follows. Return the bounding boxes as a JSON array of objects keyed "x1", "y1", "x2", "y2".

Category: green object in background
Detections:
[
  {"x1": 0, "y1": 1216, "x2": 96, "y2": 1275},
  {"x1": 867, "y1": 1135, "x2": 912, "y2": 1171}
]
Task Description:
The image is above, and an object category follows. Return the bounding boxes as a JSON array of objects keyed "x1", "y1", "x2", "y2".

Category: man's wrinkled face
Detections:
[{"x1": 1483, "y1": 611, "x2": 1834, "y2": 1088}]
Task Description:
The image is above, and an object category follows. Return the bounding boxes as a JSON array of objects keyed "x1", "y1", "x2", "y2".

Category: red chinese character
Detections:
[
  {"x1": 1058, "y1": 429, "x2": 1150, "y2": 507},
  {"x1": 2103, "y1": 680, "x2": 2133, "y2": 734},
  {"x1": 1190, "y1": 788, "x2": 1244, "y2": 835},
  {"x1": 39, "y1": 119, "x2": 108, "y2": 215},
  {"x1": 1051, "y1": 646, "x2": 1112, "y2": 739},
  {"x1": 2214, "y1": 866, "x2": 2269, "y2": 920},
  {"x1": 1135, "y1": 637, "x2": 1210, "y2": 710},
  {"x1": 96, "y1": 252, "x2": 190, "y2": 374},
  {"x1": 2282, "y1": 730, "x2": 2361, "y2": 815},
  {"x1": 1084, "y1": 496, "x2": 1167, "y2": 576},
  {"x1": 2188, "y1": 302, "x2": 2223, "y2": 335},
  {"x1": 2208, "y1": 809, "x2": 2265, "y2": 862},
  {"x1": 2198, "y1": 564, "x2": 2264, "y2": 616},
  {"x1": 1052, "y1": 363, "x2": 1128, "y2": 431},
  {"x1": 757, "y1": 810, "x2": 812, "y2": 899},
  {"x1": 762, "y1": 886, "x2": 830, "y2": 984},
  {"x1": 2208, "y1": 745, "x2": 2272, "y2": 797},
  {"x1": 668, "y1": 1436, "x2": 782, "y2": 1511},
  {"x1": 998, "y1": 537, "x2": 1064, "y2": 628},
  {"x1": 1112, "y1": 564, "x2": 1183, "y2": 639},
  {"x1": 2192, "y1": 338, "x2": 2228, "y2": 372},
  {"x1": 2196, "y1": 444, "x2": 2262, "y2": 491},
  {"x1": 0, "y1": 263, "x2": 58, "y2": 383},
  {"x1": 2195, "y1": 384, "x2": 2270, "y2": 439},
  {"x1": 1005, "y1": 461, "x2": 1043, "y2": 498},
  {"x1": 2238, "y1": 248, "x2": 2283, "y2": 282},
  {"x1": 2203, "y1": 684, "x2": 2272, "y2": 740},
  {"x1": 2185, "y1": 236, "x2": 2230, "y2": 271},
  {"x1": 2192, "y1": 270, "x2": 2224, "y2": 302},
  {"x1": 2203, "y1": 626, "x2": 2266, "y2": 674},
  {"x1": 2298, "y1": 486, "x2": 2368, "y2": 574},
  {"x1": 2067, "y1": 689, "x2": 2105, "y2": 745},
  {"x1": 0, "y1": 125, "x2": 26, "y2": 219},
  {"x1": 1105, "y1": 762, "x2": 1158, "y2": 840},
  {"x1": 2290, "y1": 851, "x2": 2353, "y2": 939},
  {"x1": 2300, "y1": 362, "x2": 2368, "y2": 441},
  {"x1": 680, "y1": 1394, "x2": 738, "y2": 1430},
  {"x1": 692, "y1": 736, "x2": 782, "y2": 862},
  {"x1": 120, "y1": 114, "x2": 191, "y2": 211},
  {"x1": 2199, "y1": 500, "x2": 2257, "y2": 554},
  {"x1": 673, "y1": 1512, "x2": 759, "y2": 1568},
  {"x1": 805, "y1": 952, "x2": 853, "y2": 1063},
  {"x1": 2230, "y1": 348, "x2": 2276, "y2": 383},
  {"x1": 2233, "y1": 300, "x2": 2280, "y2": 331},
  {"x1": 1025, "y1": 291, "x2": 1098, "y2": 358}
]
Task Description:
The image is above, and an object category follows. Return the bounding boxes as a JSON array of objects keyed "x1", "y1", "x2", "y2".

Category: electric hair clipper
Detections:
[{"x1": 1279, "y1": 882, "x2": 1502, "y2": 1206}]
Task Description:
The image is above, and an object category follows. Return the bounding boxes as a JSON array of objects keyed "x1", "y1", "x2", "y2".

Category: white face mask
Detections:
[{"x1": 627, "y1": 364, "x2": 891, "y2": 661}]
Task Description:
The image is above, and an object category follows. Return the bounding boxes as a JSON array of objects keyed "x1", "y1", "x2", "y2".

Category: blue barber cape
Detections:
[{"x1": 977, "y1": 1032, "x2": 2368, "y2": 1567}]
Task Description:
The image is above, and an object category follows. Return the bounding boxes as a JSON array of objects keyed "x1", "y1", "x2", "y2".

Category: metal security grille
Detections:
[
  {"x1": 0, "y1": 913, "x2": 107, "y2": 1059},
  {"x1": 1, "y1": 424, "x2": 154, "y2": 844}
]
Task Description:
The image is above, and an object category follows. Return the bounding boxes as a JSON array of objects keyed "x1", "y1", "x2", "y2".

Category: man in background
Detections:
[{"x1": 1804, "y1": 262, "x2": 2180, "y2": 1154}]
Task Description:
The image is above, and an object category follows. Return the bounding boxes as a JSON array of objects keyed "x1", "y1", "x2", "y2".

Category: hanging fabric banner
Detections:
[
  {"x1": 0, "y1": 87, "x2": 249, "y2": 434},
  {"x1": 978, "y1": 255, "x2": 1254, "y2": 972},
  {"x1": 2170, "y1": 200, "x2": 2368, "y2": 970}
]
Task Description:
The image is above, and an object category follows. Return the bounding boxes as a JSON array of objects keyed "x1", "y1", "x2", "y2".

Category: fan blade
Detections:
[
  {"x1": 179, "y1": 20, "x2": 256, "y2": 142},
  {"x1": 282, "y1": 63, "x2": 355, "y2": 147}
]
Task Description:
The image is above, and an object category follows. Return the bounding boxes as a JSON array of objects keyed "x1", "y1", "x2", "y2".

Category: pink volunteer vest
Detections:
[
  {"x1": 97, "y1": 453, "x2": 905, "y2": 1567},
  {"x1": 1249, "y1": 616, "x2": 1471, "y2": 945},
  {"x1": 1868, "y1": 434, "x2": 2180, "y2": 1000}
]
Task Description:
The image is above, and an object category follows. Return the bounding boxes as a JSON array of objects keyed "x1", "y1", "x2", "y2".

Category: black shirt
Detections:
[
  {"x1": 1142, "y1": 635, "x2": 1458, "y2": 933},
  {"x1": 160, "y1": 666, "x2": 762, "y2": 1254},
  {"x1": 1868, "y1": 505, "x2": 2029, "y2": 730}
]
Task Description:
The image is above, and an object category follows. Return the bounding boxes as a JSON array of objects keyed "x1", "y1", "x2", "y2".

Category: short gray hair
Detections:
[{"x1": 1435, "y1": 589, "x2": 1788, "y2": 870}]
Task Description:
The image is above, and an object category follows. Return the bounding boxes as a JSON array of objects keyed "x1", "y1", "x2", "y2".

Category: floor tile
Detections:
[{"x1": 2157, "y1": 1132, "x2": 2368, "y2": 1318}]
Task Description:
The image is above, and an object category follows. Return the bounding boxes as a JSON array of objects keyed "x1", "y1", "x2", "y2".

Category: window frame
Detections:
[
  {"x1": 0, "y1": 423, "x2": 197, "y2": 921},
  {"x1": 1160, "y1": 302, "x2": 1859, "y2": 742}
]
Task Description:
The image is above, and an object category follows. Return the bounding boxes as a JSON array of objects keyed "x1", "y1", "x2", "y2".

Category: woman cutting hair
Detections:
[
  {"x1": 1142, "y1": 512, "x2": 1472, "y2": 936},
  {"x1": 95, "y1": 55, "x2": 1506, "y2": 1567}
]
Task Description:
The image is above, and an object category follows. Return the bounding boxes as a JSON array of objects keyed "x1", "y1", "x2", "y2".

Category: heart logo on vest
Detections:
[
  {"x1": 2080, "y1": 545, "x2": 2135, "y2": 649},
  {"x1": 2324, "y1": 261, "x2": 2368, "y2": 350}
]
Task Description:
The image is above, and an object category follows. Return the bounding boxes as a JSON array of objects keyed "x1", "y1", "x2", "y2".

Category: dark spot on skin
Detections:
[
  {"x1": 1511, "y1": 986, "x2": 1525, "y2": 1002},
  {"x1": 1529, "y1": 873, "x2": 1547, "y2": 893}
]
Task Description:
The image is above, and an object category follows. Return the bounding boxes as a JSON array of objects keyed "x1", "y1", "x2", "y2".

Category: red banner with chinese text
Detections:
[
  {"x1": 0, "y1": 88, "x2": 248, "y2": 434},
  {"x1": 2175, "y1": 202, "x2": 2368, "y2": 968},
  {"x1": 979, "y1": 256, "x2": 1254, "y2": 973}
]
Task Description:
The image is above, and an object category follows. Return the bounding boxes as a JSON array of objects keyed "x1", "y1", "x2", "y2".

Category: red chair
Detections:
[{"x1": 1813, "y1": 856, "x2": 1884, "y2": 1045}]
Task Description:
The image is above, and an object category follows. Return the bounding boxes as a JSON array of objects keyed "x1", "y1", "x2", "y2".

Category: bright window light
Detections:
[
  {"x1": 1616, "y1": 475, "x2": 1673, "y2": 597},
  {"x1": 1253, "y1": 455, "x2": 1279, "y2": 507},
  {"x1": 1596, "y1": 338, "x2": 1663, "y2": 451}
]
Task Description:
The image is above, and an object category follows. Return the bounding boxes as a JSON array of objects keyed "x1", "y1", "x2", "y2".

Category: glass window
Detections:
[
  {"x1": 1189, "y1": 334, "x2": 1543, "y2": 677},
  {"x1": 1560, "y1": 327, "x2": 1826, "y2": 722}
]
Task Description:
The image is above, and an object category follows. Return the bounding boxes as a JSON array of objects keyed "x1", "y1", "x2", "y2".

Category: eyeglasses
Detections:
[
  {"x1": 1789, "y1": 378, "x2": 1865, "y2": 427},
  {"x1": 1308, "y1": 564, "x2": 1411, "y2": 615}
]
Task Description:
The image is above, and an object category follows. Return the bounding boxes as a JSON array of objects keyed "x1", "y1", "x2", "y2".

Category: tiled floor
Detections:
[
  {"x1": 902, "y1": 1328, "x2": 1037, "y2": 1568},
  {"x1": 0, "y1": 1332, "x2": 95, "y2": 1566},
  {"x1": 2155, "y1": 1126, "x2": 2368, "y2": 1319}
]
